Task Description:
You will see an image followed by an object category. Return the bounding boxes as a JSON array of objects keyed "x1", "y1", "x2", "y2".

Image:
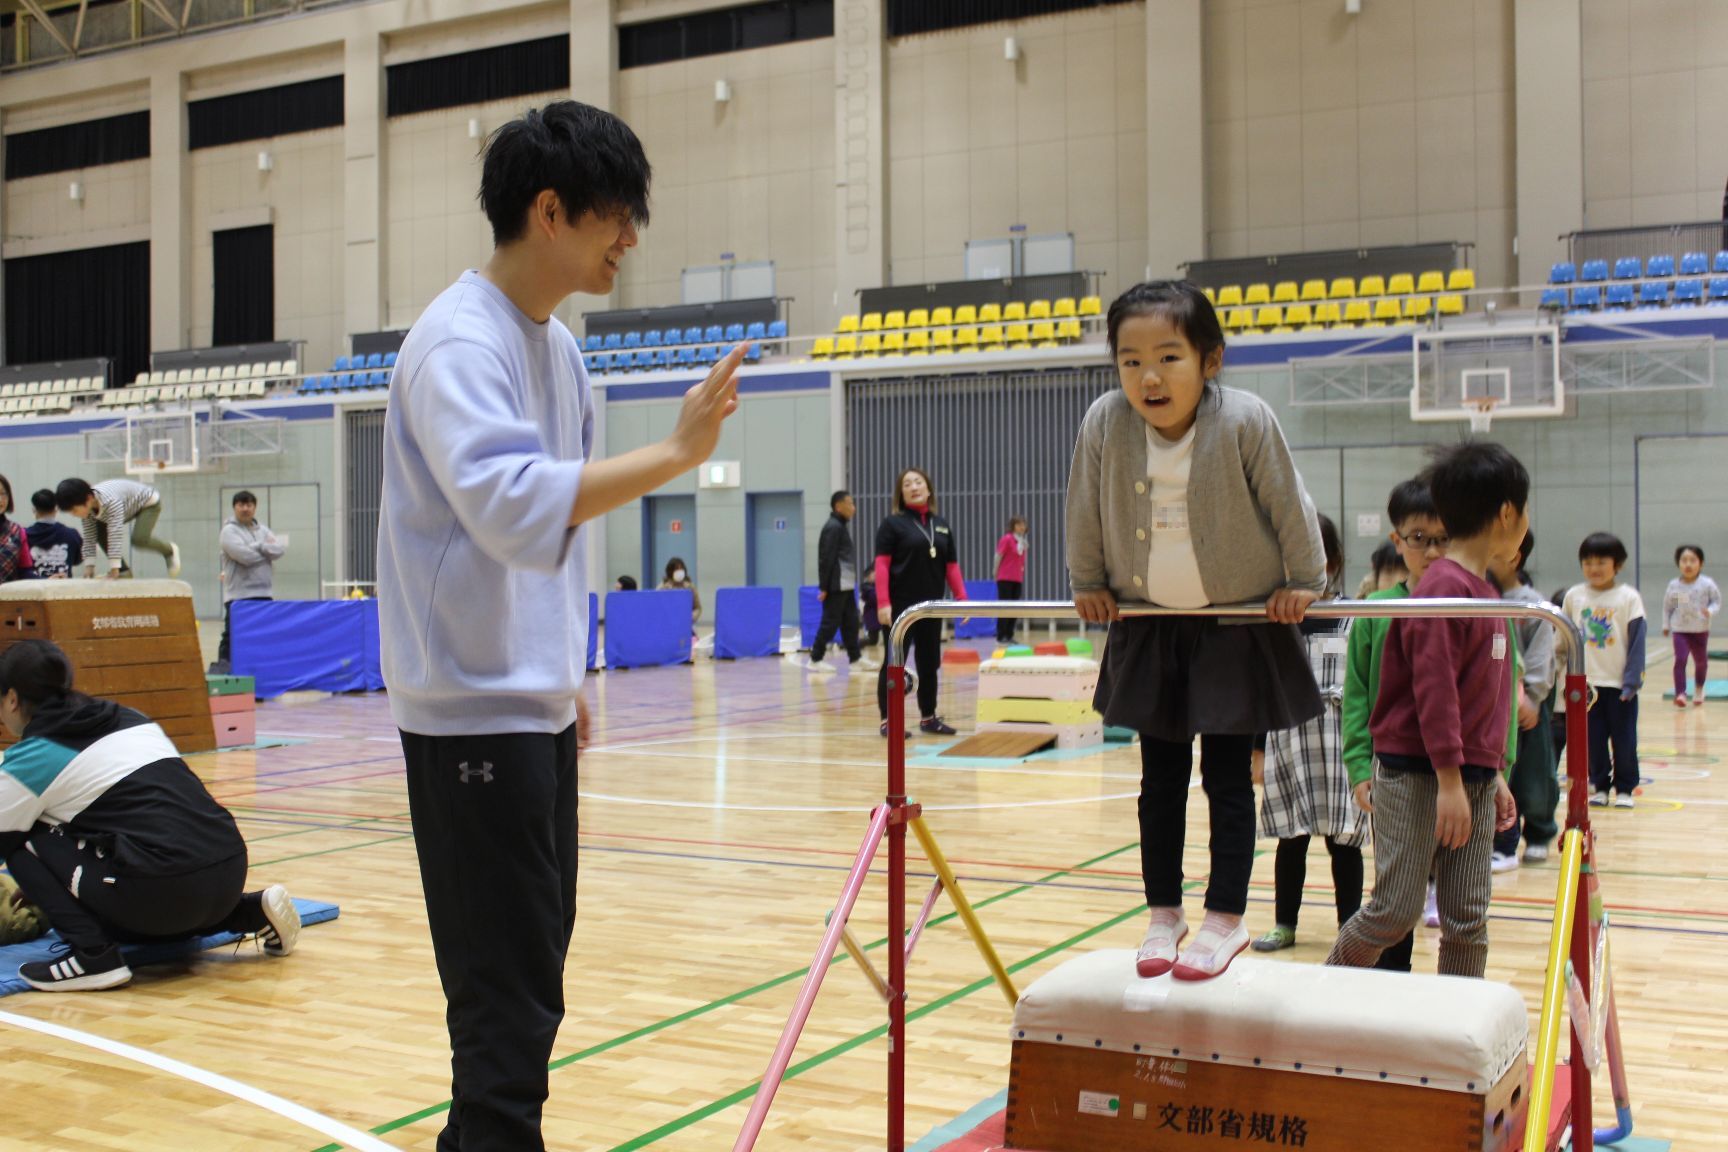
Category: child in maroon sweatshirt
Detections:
[{"x1": 1327, "y1": 442, "x2": 1525, "y2": 978}]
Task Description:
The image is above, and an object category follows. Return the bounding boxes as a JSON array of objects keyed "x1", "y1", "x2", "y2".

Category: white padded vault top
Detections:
[
  {"x1": 1012, "y1": 950, "x2": 1526, "y2": 1093},
  {"x1": 0, "y1": 578, "x2": 192, "y2": 602}
]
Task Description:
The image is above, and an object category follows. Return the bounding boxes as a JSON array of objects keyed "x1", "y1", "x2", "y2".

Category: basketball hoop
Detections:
[{"x1": 1465, "y1": 398, "x2": 1499, "y2": 434}]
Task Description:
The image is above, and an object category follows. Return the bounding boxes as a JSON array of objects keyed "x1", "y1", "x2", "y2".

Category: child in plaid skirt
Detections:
[{"x1": 1253, "y1": 514, "x2": 1368, "y2": 951}]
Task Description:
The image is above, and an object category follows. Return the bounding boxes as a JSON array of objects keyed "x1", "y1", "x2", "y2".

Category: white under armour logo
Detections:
[{"x1": 457, "y1": 761, "x2": 495, "y2": 783}]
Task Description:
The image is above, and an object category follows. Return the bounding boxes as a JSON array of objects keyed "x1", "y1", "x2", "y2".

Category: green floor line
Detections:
[
  {"x1": 252, "y1": 833, "x2": 416, "y2": 868},
  {"x1": 308, "y1": 839, "x2": 1143, "y2": 1150}
]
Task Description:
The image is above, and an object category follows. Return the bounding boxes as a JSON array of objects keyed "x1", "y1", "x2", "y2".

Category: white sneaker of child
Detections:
[
  {"x1": 1134, "y1": 907, "x2": 1188, "y2": 979},
  {"x1": 1171, "y1": 911, "x2": 1249, "y2": 982}
]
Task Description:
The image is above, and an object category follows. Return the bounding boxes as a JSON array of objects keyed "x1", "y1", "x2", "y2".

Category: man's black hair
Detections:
[
  {"x1": 54, "y1": 478, "x2": 92, "y2": 512},
  {"x1": 1420, "y1": 441, "x2": 1530, "y2": 540},
  {"x1": 233, "y1": 490, "x2": 257, "y2": 507},
  {"x1": 830, "y1": 490, "x2": 851, "y2": 510},
  {"x1": 479, "y1": 101, "x2": 652, "y2": 246},
  {"x1": 1579, "y1": 532, "x2": 1628, "y2": 566},
  {"x1": 1386, "y1": 478, "x2": 1436, "y2": 528}
]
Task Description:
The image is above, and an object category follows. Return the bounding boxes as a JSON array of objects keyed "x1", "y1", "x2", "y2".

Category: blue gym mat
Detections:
[
  {"x1": 1662, "y1": 679, "x2": 1728, "y2": 701},
  {"x1": 0, "y1": 898, "x2": 337, "y2": 997}
]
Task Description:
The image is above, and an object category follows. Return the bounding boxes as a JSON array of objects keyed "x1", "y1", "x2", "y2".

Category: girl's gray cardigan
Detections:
[{"x1": 1065, "y1": 386, "x2": 1326, "y2": 612}]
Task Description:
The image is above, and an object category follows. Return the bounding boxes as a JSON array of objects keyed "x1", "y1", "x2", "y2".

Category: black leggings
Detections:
[
  {"x1": 1139, "y1": 733, "x2": 1255, "y2": 915},
  {"x1": 7, "y1": 824, "x2": 253, "y2": 956},
  {"x1": 877, "y1": 611, "x2": 942, "y2": 720},
  {"x1": 1272, "y1": 834, "x2": 1364, "y2": 929}
]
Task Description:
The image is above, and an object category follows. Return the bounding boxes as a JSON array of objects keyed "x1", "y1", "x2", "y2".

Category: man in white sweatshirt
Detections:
[{"x1": 376, "y1": 101, "x2": 743, "y2": 1152}]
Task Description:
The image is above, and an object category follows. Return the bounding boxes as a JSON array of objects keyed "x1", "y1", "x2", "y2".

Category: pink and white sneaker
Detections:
[
  {"x1": 1675, "y1": 694, "x2": 1689, "y2": 709},
  {"x1": 1135, "y1": 908, "x2": 1189, "y2": 978},
  {"x1": 1171, "y1": 912, "x2": 1250, "y2": 982}
]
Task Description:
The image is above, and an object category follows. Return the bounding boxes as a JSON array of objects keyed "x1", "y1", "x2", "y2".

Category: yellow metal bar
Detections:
[
  {"x1": 1523, "y1": 828, "x2": 1584, "y2": 1152},
  {"x1": 909, "y1": 816, "x2": 1019, "y2": 1006}
]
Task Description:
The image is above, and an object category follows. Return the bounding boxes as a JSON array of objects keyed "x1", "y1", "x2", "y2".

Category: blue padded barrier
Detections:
[
  {"x1": 604, "y1": 589, "x2": 692, "y2": 669},
  {"x1": 713, "y1": 586, "x2": 784, "y2": 659},
  {"x1": 231, "y1": 599, "x2": 383, "y2": 699},
  {"x1": 954, "y1": 580, "x2": 999, "y2": 638}
]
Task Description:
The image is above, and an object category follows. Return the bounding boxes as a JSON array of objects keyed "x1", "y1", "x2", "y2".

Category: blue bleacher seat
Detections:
[
  {"x1": 583, "y1": 334, "x2": 602, "y2": 352},
  {"x1": 1571, "y1": 285, "x2": 1601, "y2": 309},
  {"x1": 643, "y1": 330, "x2": 662, "y2": 347},
  {"x1": 683, "y1": 326, "x2": 703, "y2": 345},
  {"x1": 745, "y1": 321, "x2": 767, "y2": 342},
  {"x1": 1680, "y1": 252, "x2": 1709, "y2": 276},
  {"x1": 1646, "y1": 254, "x2": 1675, "y2": 278},
  {"x1": 370, "y1": 370, "x2": 390, "y2": 387},
  {"x1": 364, "y1": 353, "x2": 384, "y2": 369},
  {"x1": 1549, "y1": 262, "x2": 1576, "y2": 285},
  {"x1": 674, "y1": 347, "x2": 698, "y2": 368},
  {"x1": 603, "y1": 333, "x2": 623, "y2": 351},
  {"x1": 1638, "y1": 281, "x2": 1668, "y2": 307},
  {"x1": 698, "y1": 345, "x2": 719, "y2": 365},
  {"x1": 1674, "y1": 279, "x2": 1704, "y2": 306},
  {"x1": 768, "y1": 319, "x2": 788, "y2": 340},
  {"x1": 591, "y1": 352, "x2": 612, "y2": 372},
  {"x1": 745, "y1": 343, "x2": 763, "y2": 363},
  {"x1": 703, "y1": 325, "x2": 723, "y2": 343},
  {"x1": 1715, "y1": 252, "x2": 1728, "y2": 274},
  {"x1": 333, "y1": 355, "x2": 352, "y2": 372},
  {"x1": 655, "y1": 349, "x2": 674, "y2": 369},
  {"x1": 623, "y1": 331, "x2": 642, "y2": 350},
  {"x1": 724, "y1": 323, "x2": 746, "y2": 342},
  {"x1": 1604, "y1": 282, "x2": 1635, "y2": 308},
  {"x1": 1710, "y1": 278, "x2": 1728, "y2": 303},
  {"x1": 1580, "y1": 260, "x2": 1610, "y2": 282},
  {"x1": 1612, "y1": 257, "x2": 1642, "y2": 280},
  {"x1": 383, "y1": 351, "x2": 397, "y2": 368},
  {"x1": 1540, "y1": 288, "x2": 1568, "y2": 310}
]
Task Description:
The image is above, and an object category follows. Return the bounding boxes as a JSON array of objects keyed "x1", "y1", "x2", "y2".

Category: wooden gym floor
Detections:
[{"x1": 0, "y1": 635, "x2": 1723, "y2": 1151}]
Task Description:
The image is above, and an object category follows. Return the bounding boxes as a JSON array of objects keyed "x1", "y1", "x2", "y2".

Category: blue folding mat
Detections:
[
  {"x1": 0, "y1": 898, "x2": 338, "y2": 997},
  {"x1": 954, "y1": 580, "x2": 1000, "y2": 639},
  {"x1": 713, "y1": 586, "x2": 782, "y2": 659},
  {"x1": 604, "y1": 589, "x2": 692, "y2": 669},
  {"x1": 231, "y1": 599, "x2": 383, "y2": 699}
]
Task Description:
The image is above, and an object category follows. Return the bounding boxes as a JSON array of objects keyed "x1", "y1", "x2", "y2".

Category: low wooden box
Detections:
[{"x1": 1005, "y1": 951, "x2": 1528, "y2": 1152}]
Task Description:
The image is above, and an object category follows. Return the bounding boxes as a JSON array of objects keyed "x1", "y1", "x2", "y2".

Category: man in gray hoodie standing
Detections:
[{"x1": 213, "y1": 490, "x2": 286, "y2": 674}]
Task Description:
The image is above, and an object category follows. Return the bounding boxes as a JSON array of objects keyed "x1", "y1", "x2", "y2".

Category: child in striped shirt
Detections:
[{"x1": 55, "y1": 477, "x2": 180, "y2": 580}]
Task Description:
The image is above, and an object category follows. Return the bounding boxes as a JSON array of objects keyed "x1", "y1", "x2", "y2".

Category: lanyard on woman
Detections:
[{"x1": 910, "y1": 513, "x2": 937, "y2": 560}]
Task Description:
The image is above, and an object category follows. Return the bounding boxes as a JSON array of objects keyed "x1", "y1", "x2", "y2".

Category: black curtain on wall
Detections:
[
  {"x1": 3, "y1": 241, "x2": 149, "y2": 385},
  {"x1": 387, "y1": 35, "x2": 570, "y2": 118},
  {"x1": 4, "y1": 111, "x2": 150, "y2": 181},
  {"x1": 188, "y1": 76, "x2": 344, "y2": 151},
  {"x1": 886, "y1": 0, "x2": 1128, "y2": 37},
  {"x1": 212, "y1": 225, "x2": 275, "y2": 347}
]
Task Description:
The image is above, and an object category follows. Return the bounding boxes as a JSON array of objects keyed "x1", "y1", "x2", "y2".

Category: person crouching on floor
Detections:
[{"x1": 0, "y1": 639, "x2": 298, "y2": 991}]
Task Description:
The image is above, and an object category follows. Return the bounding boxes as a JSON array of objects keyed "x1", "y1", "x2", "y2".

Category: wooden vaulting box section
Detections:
[{"x1": 0, "y1": 581, "x2": 215, "y2": 752}]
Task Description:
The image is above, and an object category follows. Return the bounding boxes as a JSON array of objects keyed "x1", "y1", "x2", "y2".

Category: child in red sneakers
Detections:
[
  {"x1": 1067, "y1": 281, "x2": 1326, "y2": 981},
  {"x1": 0, "y1": 640, "x2": 297, "y2": 991},
  {"x1": 1327, "y1": 443, "x2": 1523, "y2": 978}
]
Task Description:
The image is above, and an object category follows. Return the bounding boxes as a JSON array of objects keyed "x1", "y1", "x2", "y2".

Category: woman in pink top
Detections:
[{"x1": 994, "y1": 516, "x2": 1028, "y2": 642}]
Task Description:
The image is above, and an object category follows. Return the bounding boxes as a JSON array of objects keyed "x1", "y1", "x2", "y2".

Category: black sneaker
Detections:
[
  {"x1": 20, "y1": 944, "x2": 132, "y2": 992},
  {"x1": 919, "y1": 717, "x2": 958, "y2": 736}
]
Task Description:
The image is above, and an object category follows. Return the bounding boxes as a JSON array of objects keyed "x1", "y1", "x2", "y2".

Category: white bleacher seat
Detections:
[
  {"x1": 220, "y1": 365, "x2": 238, "y2": 380},
  {"x1": 191, "y1": 367, "x2": 209, "y2": 383},
  {"x1": 282, "y1": 359, "x2": 298, "y2": 377},
  {"x1": 134, "y1": 373, "x2": 151, "y2": 387},
  {"x1": 217, "y1": 381, "x2": 236, "y2": 399},
  {"x1": 246, "y1": 379, "x2": 266, "y2": 398},
  {"x1": 264, "y1": 361, "x2": 283, "y2": 380},
  {"x1": 148, "y1": 371, "x2": 166, "y2": 385}
]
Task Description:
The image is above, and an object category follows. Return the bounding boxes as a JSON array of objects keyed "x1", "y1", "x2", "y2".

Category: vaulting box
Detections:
[
  {"x1": 0, "y1": 580, "x2": 216, "y2": 753},
  {"x1": 1006, "y1": 950, "x2": 1527, "y2": 1152},
  {"x1": 975, "y1": 656, "x2": 1103, "y2": 751}
]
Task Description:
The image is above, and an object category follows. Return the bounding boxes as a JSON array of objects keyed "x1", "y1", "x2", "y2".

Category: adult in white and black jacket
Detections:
[
  {"x1": 806, "y1": 490, "x2": 872, "y2": 669},
  {"x1": 874, "y1": 467, "x2": 969, "y2": 736},
  {"x1": 0, "y1": 640, "x2": 299, "y2": 991}
]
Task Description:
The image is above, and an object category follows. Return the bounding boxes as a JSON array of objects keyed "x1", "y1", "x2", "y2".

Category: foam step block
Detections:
[{"x1": 977, "y1": 698, "x2": 1100, "y2": 726}]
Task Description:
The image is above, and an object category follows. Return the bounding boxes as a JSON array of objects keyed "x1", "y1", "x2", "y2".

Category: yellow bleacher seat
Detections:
[
  {"x1": 1437, "y1": 294, "x2": 1466, "y2": 316},
  {"x1": 883, "y1": 310, "x2": 906, "y2": 330},
  {"x1": 906, "y1": 308, "x2": 929, "y2": 328},
  {"x1": 1053, "y1": 298, "x2": 1078, "y2": 318},
  {"x1": 1203, "y1": 286, "x2": 1216, "y2": 303},
  {"x1": 1244, "y1": 284, "x2": 1272, "y2": 306},
  {"x1": 1028, "y1": 299, "x2": 1052, "y2": 320},
  {"x1": 1446, "y1": 268, "x2": 1476, "y2": 292},
  {"x1": 882, "y1": 331, "x2": 906, "y2": 353},
  {"x1": 1300, "y1": 280, "x2": 1328, "y2": 302},
  {"x1": 1272, "y1": 282, "x2": 1299, "y2": 304},
  {"x1": 860, "y1": 312, "x2": 883, "y2": 332},
  {"x1": 1387, "y1": 273, "x2": 1415, "y2": 296},
  {"x1": 1371, "y1": 298, "x2": 1403, "y2": 322},
  {"x1": 930, "y1": 306, "x2": 953, "y2": 328},
  {"x1": 1357, "y1": 275, "x2": 1386, "y2": 297},
  {"x1": 932, "y1": 328, "x2": 955, "y2": 352},
  {"x1": 906, "y1": 331, "x2": 930, "y2": 354},
  {"x1": 1224, "y1": 308, "x2": 1253, "y2": 331},
  {"x1": 1404, "y1": 296, "x2": 1432, "y2": 319},
  {"x1": 1283, "y1": 304, "x2": 1313, "y2": 326},
  {"x1": 1002, "y1": 301, "x2": 1028, "y2": 322},
  {"x1": 1314, "y1": 302, "x2": 1343, "y2": 326},
  {"x1": 860, "y1": 333, "x2": 882, "y2": 355},
  {"x1": 812, "y1": 337, "x2": 835, "y2": 359},
  {"x1": 836, "y1": 335, "x2": 859, "y2": 358},
  {"x1": 1216, "y1": 285, "x2": 1244, "y2": 308},
  {"x1": 980, "y1": 324, "x2": 1006, "y2": 348},
  {"x1": 1006, "y1": 322, "x2": 1032, "y2": 347},
  {"x1": 1328, "y1": 278, "x2": 1356, "y2": 299},
  {"x1": 837, "y1": 314, "x2": 861, "y2": 334},
  {"x1": 1078, "y1": 295, "x2": 1103, "y2": 316},
  {"x1": 1031, "y1": 321, "x2": 1057, "y2": 346},
  {"x1": 1056, "y1": 318, "x2": 1082, "y2": 342},
  {"x1": 1254, "y1": 305, "x2": 1283, "y2": 329},
  {"x1": 1416, "y1": 271, "x2": 1446, "y2": 294},
  {"x1": 955, "y1": 304, "x2": 978, "y2": 325},
  {"x1": 1343, "y1": 300, "x2": 1372, "y2": 325},
  {"x1": 955, "y1": 327, "x2": 979, "y2": 350},
  {"x1": 978, "y1": 303, "x2": 1003, "y2": 324}
]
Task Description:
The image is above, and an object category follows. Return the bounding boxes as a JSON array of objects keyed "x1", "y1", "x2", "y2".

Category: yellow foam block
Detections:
[{"x1": 976, "y1": 698, "x2": 1101, "y2": 726}]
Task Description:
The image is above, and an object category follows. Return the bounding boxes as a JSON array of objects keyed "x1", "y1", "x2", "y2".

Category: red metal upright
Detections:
[
  {"x1": 886, "y1": 661, "x2": 908, "y2": 1152},
  {"x1": 1562, "y1": 671, "x2": 1594, "y2": 1152}
]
